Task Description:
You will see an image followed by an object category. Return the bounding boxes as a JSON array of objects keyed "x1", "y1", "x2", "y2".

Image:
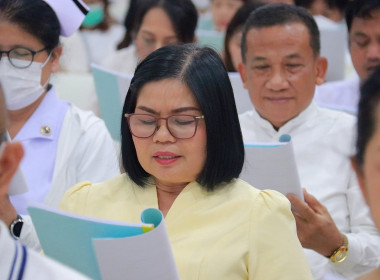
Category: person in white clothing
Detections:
[
  {"x1": 0, "y1": 89, "x2": 90, "y2": 280},
  {"x1": 80, "y1": 0, "x2": 125, "y2": 66},
  {"x1": 314, "y1": 0, "x2": 380, "y2": 114},
  {"x1": 59, "y1": 0, "x2": 125, "y2": 72},
  {"x1": 95, "y1": 0, "x2": 199, "y2": 118},
  {"x1": 79, "y1": 0, "x2": 125, "y2": 64},
  {"x1": 295, "y1": 0, "x2": 348, "y2": 21},
  {"x1": 238, "y1": 4, "x2": 380, "y2": 279},
  {"x1": 0, "y1": 0, "x2": 120, "y2": 250},
  {"x1": 102, "y1": 0, "x2": 198, "y2": 74},
  {"x1": 314, "y1": 76, "x2": 360, "y2": 114}
]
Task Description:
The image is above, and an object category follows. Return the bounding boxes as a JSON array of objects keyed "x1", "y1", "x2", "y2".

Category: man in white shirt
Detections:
[
  {"x1": 0, "y1": 86, "x2": 90, "y2": 280},
  {"x1": 238, "y1": 4, "x2": 380, "y2": 279},
  {"x1": 314, "y1": 0, "x2": 380, "y2": 114}
]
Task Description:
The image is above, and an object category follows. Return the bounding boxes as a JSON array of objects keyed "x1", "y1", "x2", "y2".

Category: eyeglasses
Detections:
[
  {"x1": 0, "y1": 47, "x2": 47, "y2": 69},
  {"x1": 125, "y1": 113, "x2": 205, "y2": 139}
]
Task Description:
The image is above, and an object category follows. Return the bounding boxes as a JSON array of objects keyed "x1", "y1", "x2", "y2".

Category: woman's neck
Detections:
[
  {"x1": 8, "y1": 91, "x2": 47, "y2": 139},
  {"x1": 155, "y1": 180, "x2": 188, "y2": 217}
]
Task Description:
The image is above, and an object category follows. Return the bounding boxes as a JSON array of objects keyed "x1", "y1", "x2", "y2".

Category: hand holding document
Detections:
[
  {"x1": 240, "y1": 134, "x2": 304, "y2": 200},
  {"x1": 28, "y1": 203, "x2": 179, "y2": 280}
]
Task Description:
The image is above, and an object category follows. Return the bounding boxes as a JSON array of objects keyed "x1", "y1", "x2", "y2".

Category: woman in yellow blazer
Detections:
[{"x1": 60, "y1": 44, "x2": 312, "y2": 279}]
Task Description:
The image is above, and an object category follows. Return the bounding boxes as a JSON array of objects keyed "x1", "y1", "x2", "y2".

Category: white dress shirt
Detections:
[
  {"x1": 239, "y1": 102, "x2": 380, "y2": 280},
  {"x1": 60, "y1": 24, "x2": 125, "y2": 73},
  {"x1": 314, "y1": 77, "x2": 360, "y2": 115}
]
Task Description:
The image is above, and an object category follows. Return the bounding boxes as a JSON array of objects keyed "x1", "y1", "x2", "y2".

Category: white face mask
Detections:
[{"x1": 0, "y1": 53, "x2": 52, "y2": 110}]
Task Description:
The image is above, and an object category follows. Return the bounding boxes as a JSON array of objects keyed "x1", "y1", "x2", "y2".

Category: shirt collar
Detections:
[
  {"x1": 133, "y1": 177, "x2": 211, "y2": 220},
  {"x1": 251, "y1": 101, "x2": 318, "y2": 136},
  {"x1": 14, "y1": 86, "x2": 69, "y2": 141}
]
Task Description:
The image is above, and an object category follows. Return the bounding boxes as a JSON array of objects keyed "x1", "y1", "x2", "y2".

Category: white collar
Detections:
[{"x1": 250, "y1": 101, "x2": 319, "y2": 136}]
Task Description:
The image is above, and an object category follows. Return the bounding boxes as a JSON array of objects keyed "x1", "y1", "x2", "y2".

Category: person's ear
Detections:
[
  {"x1": 0, "y1": 142, "x2": 24, "y2": 197},
  {"x1": 193, "y1": 35, "x2": 198, "y2": 43},
  {"x1": 50, "y1": 46, "x2": 63, "y2": 73},
  {"x1": 238, "y1": 62, "x2": 248, "y2": 89},
  {"x1": 350, "y1": 156, "x2": 369, "y2": 204},
  {"x1": 315, "y1": 56, "x2": 328, "y2": 86}
]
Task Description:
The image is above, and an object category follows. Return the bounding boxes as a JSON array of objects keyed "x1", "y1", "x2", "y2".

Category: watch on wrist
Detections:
[
  {"x1": 10, "y1": 214, "x2": 24, "y2": 240},
  {"x1": 329, "y1": 234, "x2": 349, "y2": 263}
]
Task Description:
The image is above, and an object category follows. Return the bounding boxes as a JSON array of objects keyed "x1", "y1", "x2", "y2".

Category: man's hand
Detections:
[{"x1": 287, "y1": 188, "x2": 345, "y2": 257}]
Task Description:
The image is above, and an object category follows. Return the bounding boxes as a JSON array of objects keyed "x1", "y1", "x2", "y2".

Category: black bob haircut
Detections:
[
  {"x1": 355, "y1": 65, "x2": 380, "y2": 168},
  {"x1": 0, "y1": 0, "x2": 60, "y2": 52},
  {"x1": 346, "y1": 0, "x2": 380, "y2": 32},
  {"x1": 121, "y1": 44, "x2": 245, "y2": 191},
  {"x1": 241, "y1": 4, "x2": 320, "y2": 62}
]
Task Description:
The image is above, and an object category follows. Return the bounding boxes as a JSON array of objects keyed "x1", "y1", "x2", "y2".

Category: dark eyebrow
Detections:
[
  {"x1": 352, "y1": 31, "x2": 369, "y2": 39},
  {"x1": 250, "y1": 54, "x2": 302, "y2": 63},
  {"x1": 135, "y1": 106, "x2": 157, "y2": 115},
  {"x1": 285, "y1": 54, "x2": 302, "y2": 59},
  {"x1": 135, "y1": 106, "x2": 201, "y2": 115},
  {"x1": 250, "y1": 57, "x2": 267, "y2": 63},
  {"x1": 140, "y1": 30, "x2": 177, "y2": 40},
  {"x1": 172, "y1": 107, "x2": 201, "y2": 114},
  {"x1": 140, "y1": 30, "x2": 155, "y2": 37},
  {"x1": 0, "y1": 45, "x2": 33, "y2": 51}
]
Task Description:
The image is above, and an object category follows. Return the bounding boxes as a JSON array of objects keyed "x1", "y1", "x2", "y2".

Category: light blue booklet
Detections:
[
  {"x1": 28, "y1": 203, "x2": 179, "y2": 280},
  {"x1": 90, "y1": 63, "x2": 132, "y2": 141}
]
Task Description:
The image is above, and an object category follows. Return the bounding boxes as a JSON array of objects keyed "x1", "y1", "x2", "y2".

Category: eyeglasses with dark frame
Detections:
[
  {"x1": 0, "y1": 47, "x2": 47, "y2": 69},
  {"x1": 125, "y1": 113, "x2": 205, "y2": 139}
]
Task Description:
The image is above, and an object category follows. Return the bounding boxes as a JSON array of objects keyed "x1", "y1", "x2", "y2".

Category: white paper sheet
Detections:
[
  {"x1": 240, "y1": 136, "x2": 304, "y2": 200},
  {"x1": 93, "y1": 208, "x2": 179, "y2": 280},
  {"x1": 228, "y1": 72, "x2": 254, "y2": 114}
]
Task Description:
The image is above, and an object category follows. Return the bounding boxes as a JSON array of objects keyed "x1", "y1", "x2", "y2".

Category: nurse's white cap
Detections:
[{"x1": 42, "y1": 0, "x2": 89, "y2": 37}]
